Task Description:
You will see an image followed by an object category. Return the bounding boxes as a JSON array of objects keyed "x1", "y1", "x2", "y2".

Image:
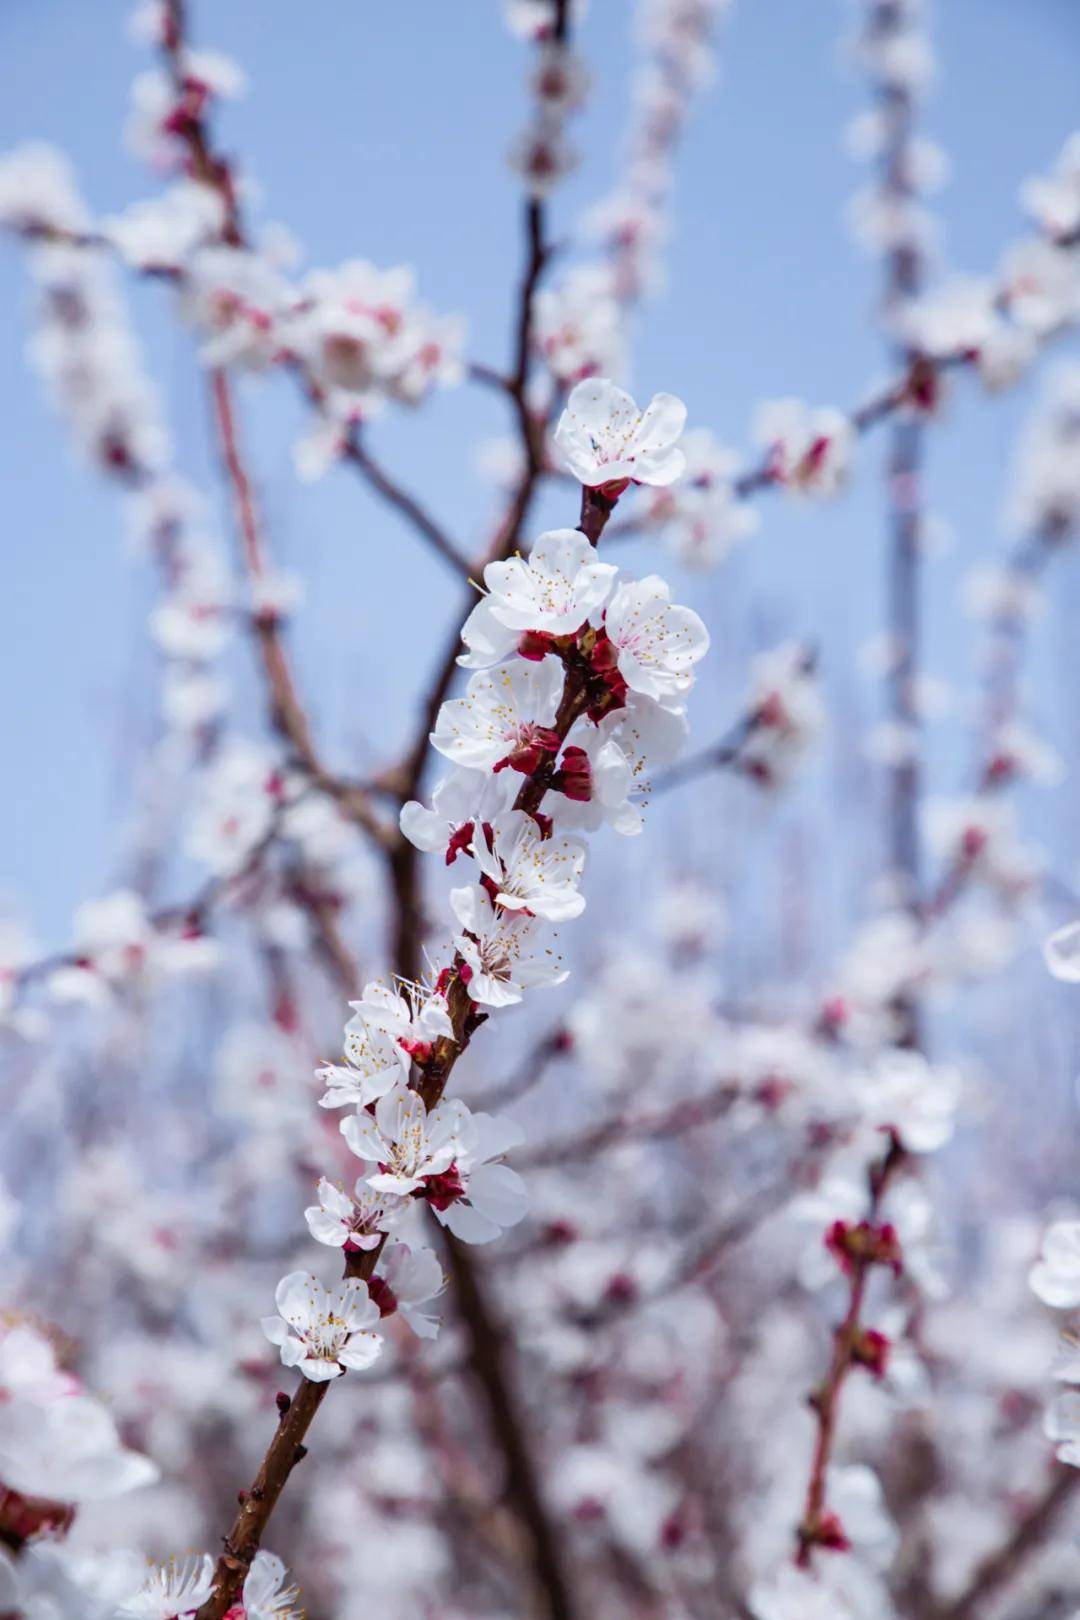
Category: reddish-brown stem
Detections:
[
  {"x1": 930, "y1": 1466, "x2": 1080, "y2": 1620},
  {"x1": 341, "y1": 433, "x2": 472, "y2": 578},
  {"x1": 795, "y1": 1135, "x2": 905, "y2": 1566},
  {"x1": 208, "y1": 368, "x2": 391, "y2": 851}
]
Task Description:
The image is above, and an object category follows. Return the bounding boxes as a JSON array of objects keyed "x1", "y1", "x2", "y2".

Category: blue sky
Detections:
[{"x1": 1, "y1": 0, "x2": 1079, "y2": 959}]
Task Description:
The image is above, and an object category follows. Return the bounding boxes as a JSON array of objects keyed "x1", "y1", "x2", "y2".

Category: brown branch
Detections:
[
  {"x1": 442, "y1": 1235, "x2": 580, "y2": 1620},
  {"x1": 197, "y1": 21, "x2": 589, "y2": 1613},
  {"x1": 207, "y1": 367, "x2": 393, "y2": 851},
  {"x1": 341, "y1": 432, "x2": 472, "y2": 578},
  {"x1": 469, "y1": 1026, "x2": 571, "y2": 1113},
  {"x1": 515, "y1": 1077, "x2": 739, "y2": 1169},
  {"x1": 932, "y1": 1466, "x2": 1080, "y2": 1620},
  {"x1": 794, "y1": 1134, "x2": 906, "y2": 1565}
]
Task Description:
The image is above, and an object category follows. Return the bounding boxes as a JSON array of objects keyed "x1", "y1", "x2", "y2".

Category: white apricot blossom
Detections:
[
  {"x1": 303, "y1": 1176, "x2": 407, "y2": 1252},
  {"x1": 481, "y1": 527, "x2": 618, "y2": 634},
  {"x1": 603, "y1": 576, "x2": 710, "y2": 704},
  {"x1": 431, "y1": 657, "x2": 564, "y2": 773},
  {"x1": 554, "y1": 377, "x2": 687, "y2": 488},
  {"x1": 755, "y1": 396, "x2": 854, "y2": 497},
  {"x1": 430, "y1": 1110, "x2": 528, "y2": 1244},
  {"x1": 341, "y1": 1081, "x2": 467, "y2": 1196},
  {"x1": 1030, "y1": 1220, "x2": 1080, "y2": 1308},
  {"x1": 377, "y1": 1243, "x2": 446, "y2": 1339},
  {"x1": 121, "y1": 1554, "x2": 216, "y2": 1619},
  {"x1": 468, "y1": 811, "x2": 588, "y2": 921},
  {"x1": 261, "y1": 1272, "x2": 382, "y2": 1382},
  {"x1": 450, "y1": 884, "x2": 568, "y2": 1006},
  {"x1": 399, "y1": 767, "x2": 516, "y2": 860}
]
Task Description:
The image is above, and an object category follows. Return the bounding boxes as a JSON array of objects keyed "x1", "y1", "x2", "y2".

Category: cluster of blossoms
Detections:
[
  {"x1": 0, "y1": 16, "x2": 468, "y2": 492},
  {"x1": 588, "y1": 0, "x2": 732, "y2": 304},
  {"x1": 0, "y1": 138, "x2": 251, "y2": 812},
  {"x1": 506, "y1": 0, "x2": 588, "y2": 198},
  {"x1": 898, "y1": 128, "x2": 1080, "y2": 397},
  {"x1": 6, "y1": 3, "x2": 1080, "y2": 1619},
  {"x1": 1030, "y1": 1220, "x2": 1080, "y2": 1466},
  {"x1": 846, "y1": 0, "x2": 938, "y2": 276},
  {"x1": 257, "y1": 377, "x2": 706, "y2": 1388}
]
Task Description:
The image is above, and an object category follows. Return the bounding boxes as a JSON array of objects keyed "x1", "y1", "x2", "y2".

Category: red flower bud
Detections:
[
  {"x1": 518, "y1": 629, "x2": 556, "y2": 661},
  {"x1": 552, "y1": 744, "x2": 592, "y2": 802}
]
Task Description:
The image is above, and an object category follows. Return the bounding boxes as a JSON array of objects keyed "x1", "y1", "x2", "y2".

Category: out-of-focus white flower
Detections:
[
  {"x1": 756, "y1": 397, "x2": 854, "y2": 497},
  {"x1": 1031, "y1": 1221, "x2": 1080, "y2": 1306},
  {"x1": 855, "y1": 1050, "x2": 962, "y2": 1153},
  {"x1": 1046, "y1": 921, "x2": 1080, "y2": 983}
]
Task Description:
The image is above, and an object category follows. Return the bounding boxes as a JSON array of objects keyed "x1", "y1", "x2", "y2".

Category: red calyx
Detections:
[
  {"x1": 445, "y1": 821, "x2": 474, "y2": 865},
  {"x1": 604, "y1": 1271, "x2": 638, "y2": 1306},
  {"x1": 825, "y1": 1219, "x2": 903, "y2": 1277},
  {"x1": 961, "y1": 825, "x2": 988, "y2": 860},
  {"x1": 366, "y1": 1275, "x2": 399, "y2": 1318},
  {"x1": 552, "y1": 744, "x2": 593, "y2": 802},
  {"x1": 818, "y1": 995, "x2": 849, "y2": 1035},
  {"x1": 907, "y1": 356, "x2": 941, "y2": 413},
  {"x1": 804, "y1": 1509, "x2": 850, "y2": 1554},
  {"x1": 588, "y1": 630, "x2": 629, "y2": 710},
  {"x1": 492, "y1": 726, "x2": 561, "y2": 775},
  {"x1": 422, "y1": 1163, "x2": 466, "y2": 1211},
  {"x1": 518, "y1": 629, "x2": 556, "y2": 661},
  {"x1": 849, "y1": 1327, "x2": 890, "y2": 1380},
  {"x1": 397, "y1": 1036, "x2": 433, "y2": 1063},
  {"x1": 541, "y1": 1218, "x2": 578, "y2": 1246},
  {"x1": 985, "y1": 752, "x2": 1015, "y2": 784},
  {"x1": 796, "y1": 436, "x2": 831, "y2": 484},
  {"x1": 756, "y1": 691, "x2": 788, "y2": 729}
]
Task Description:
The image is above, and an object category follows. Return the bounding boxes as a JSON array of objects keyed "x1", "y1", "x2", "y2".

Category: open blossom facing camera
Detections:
[
  {"x1": 468, "y1": 811, "x2": 588, "y2": 921},
  {"x1": 341, "y1": 1081, "x2": 465, "y2": 1195},
  {"x1": 303, "y1": 1176, "x2": 407, "y2": 1252},
  {"x1": 461, "y1": 527, "x2": 618, "y2": 652},
  {"x1": 340, "y1": 1081, "x2": 525, "y2": 1242},
  {"x1": 261, "y1": 1272, "x2": 382, "y2": 1381},
  {"x1": 603, "y1": 575, "x2": 709, "y2": 704},
  {"x1": 450, "y1": 883, "x2": 569, "y2": 1006},
  {"x1": 554, "y1": 378, "x2": 687, "y2": 490},
  {"x1": 432, "y1": 656, "x2": 565, "y2": 773}
]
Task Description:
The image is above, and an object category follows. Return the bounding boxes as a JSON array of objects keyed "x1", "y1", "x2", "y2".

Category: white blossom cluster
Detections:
[
  {"x1": 254, "y1": 377, "x2": 706, "y2": 1386},
  {"x1": 505, "y1": 0, "x2": 588, "y2": 198}
]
